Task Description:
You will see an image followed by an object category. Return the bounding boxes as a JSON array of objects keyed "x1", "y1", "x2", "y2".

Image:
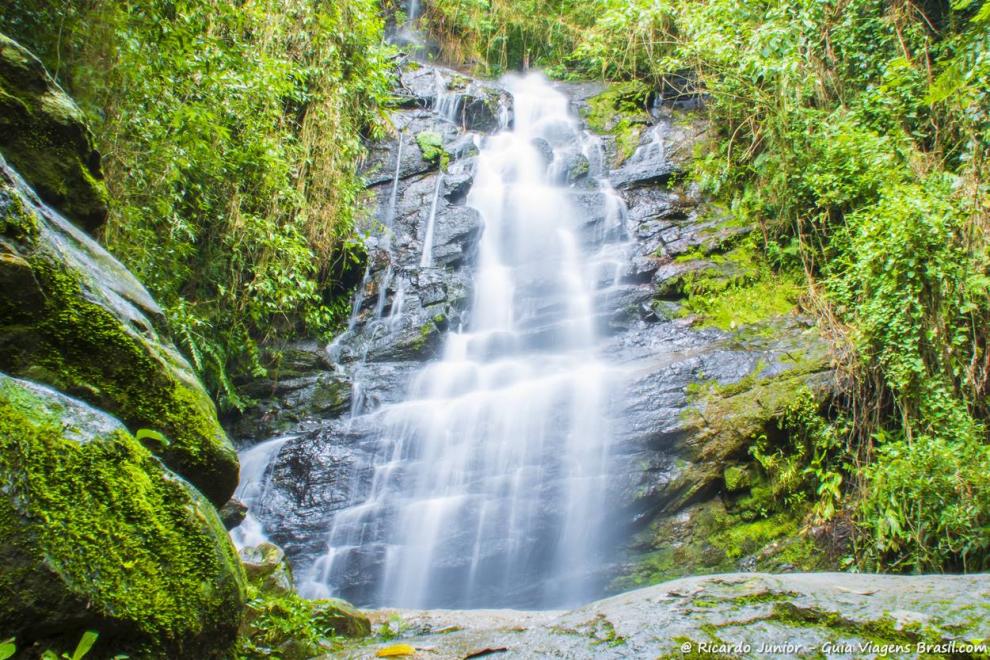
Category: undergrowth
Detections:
[{"x1": 0, "y1": 0, "x2": 394, "y2": 410}]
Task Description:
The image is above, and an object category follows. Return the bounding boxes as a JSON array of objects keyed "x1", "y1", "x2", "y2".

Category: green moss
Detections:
[
  {"x1": 614, "y1": 495, "x2": 825, "y2": 590},
  {"x1": 668, "y1": 240, "x2": 801, "y2": 331},
  {"x1": 411, "y1": 313, "x2": 447, "y2": 353},
  {"x1": 723, "y1": 464, "x2": 751, "y2": 492},
  {"x1": 0, "y1": 34, "x2": 108, "y2": 233},
  {"x1": 713, "y1": 512, "x2": 800, "y2": 560},
  {"x1": 587, "y1": 617, "x2": 626, "y2": 648},
  {"x1": 416, "y1": 131, "x2": 450, "y2": 170},
  {"x1": 0, "y1": 374, "x2": 245, "y2": 657},
  {"x1": 0, "y1": 184, "x2": 39, "y2": 245},
  {"x1": 0, "y1": 252, "x2": 237, "y2": 505},
  {"x1": 582, "y1": 82, "x2": 652, "y2": 165},
  {"x1": 767, "y1": 603, "x2": 925, "y2": 646}
]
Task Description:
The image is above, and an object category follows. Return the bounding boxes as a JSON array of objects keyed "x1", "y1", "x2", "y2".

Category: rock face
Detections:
[
  {"x1": 0, "y1": 373, "x2": 246, "y2": 657},
  {"x1": 0, "y1": 155, "x2": 238, "y2": 506},
  {"x1": 342, "y1": 573, "x2": 990, "y2": 659},
  {"x1": 228, "y1": 63, "x2": 837, "y2": 606},
  {"x1": 0, "y1": 33, "x2": 108, "y2": 233}
]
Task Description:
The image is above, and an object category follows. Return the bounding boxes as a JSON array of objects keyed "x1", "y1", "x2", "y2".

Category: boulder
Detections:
[
  {"x1": 0, "y1": 33, "x2": 108, "y2": 233},
  {"x1": 0, "y1": 373, "x2": 246, "y2": 657},
  {"x1": 0, "y1": 155, "x2": 238, "y2": 506},
  {"x1": 220, "y1": 498, "x2": 249, "y2": 530},
  {"x1": 240, "y1": 542, "x2": 294, "y2": 595}
]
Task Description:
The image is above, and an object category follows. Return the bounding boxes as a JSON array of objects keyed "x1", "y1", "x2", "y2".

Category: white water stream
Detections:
[{"x1": 292, "y1": 74, "x2": 626, "y2": 609}]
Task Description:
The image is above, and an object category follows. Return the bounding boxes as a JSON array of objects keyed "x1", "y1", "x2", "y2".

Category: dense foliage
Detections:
[
  {"x1": 0, "y1": 0, "x2": 394, "y2": 409},
  {"x1": 4, "y1": 0, "x2": 988, "y2": 578},
  {"x1": 418, "y1": 0, "x2": 990, "y2": 572}
]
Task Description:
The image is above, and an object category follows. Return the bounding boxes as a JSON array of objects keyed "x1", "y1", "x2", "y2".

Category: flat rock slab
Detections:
[{"x1": 334, "y1": 573, "x2": 990, "y2": 658}]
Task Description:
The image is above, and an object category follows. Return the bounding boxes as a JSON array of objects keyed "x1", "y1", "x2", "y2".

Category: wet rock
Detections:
[
  {"x1": 0, "y1": 374, "x2": 246, "y2": 656},
  {"x1": 442, "y1": 171, "x2": 474, "y2": 203},
  {"x1": 430, "y1": 205, "x2": 483, "y2": 267},
  {"x1": 398, "y1": 64, "x2": 438, "y2": 103},
  {"x1": 561, "y1": 152, "x2": 591, "y2": 184},
  {"x1": 342, "y1": 573, "x2": 990, "y2": 659},
  {"x1": 220, "y1": 498, "x2": 249, "y2": 530},
  {"x1": 0, "y1": 155, "x2": 238, "y2": 506},
  {"x1": 622, "y1": 255, "x2": 663, "y2": 283},
  {"x1": 396, "y1": 62, "x2": 510, "y2": 135},
  {"x1": 609, "y1": 115, "x2": 708, "y2": 190},
  {"x1": 460, "y1": 93, "x2": 503, "y2": 133},
  {"x1": 446, "y1": 134, "x2": 481, "y2": 162},
  {"x1": 241, "y1": 542, "x2": 294, "y2": 595},
  {"x1": 531, "y1": 137, "x2": 554, "y2": 164},
  {"x1": 0, "y1": 33, "x2": 108, "y2": 233},
  {"x1": 610, "y1": 156, "x2": 678, "y2": 190},
  {"x1": 229, "y1": 370, "x2": 351, "y2": 441},
  {"x1": 652, "y1": 259, "x2": 718, "y2": 298},
  {"x1": 361, "y1": 111, "x2": 461, "y2": 188}
]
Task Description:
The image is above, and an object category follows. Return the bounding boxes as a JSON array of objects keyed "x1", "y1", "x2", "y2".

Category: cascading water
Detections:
[
  {"x1": 295, "y1": 73, "x2": 628, "y2": 610},
  {"x1": 419, "y1": 175, "x2": 442, "y2": 268},
  {"x1": 230, "y1": 436, "x2": 292, "y2": 549}
]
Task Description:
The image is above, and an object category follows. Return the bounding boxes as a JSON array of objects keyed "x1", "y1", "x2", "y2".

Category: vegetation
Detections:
[
  {"x1": 0, "y1": 0, "x2": 395, "y2": 410},
  {"x1": 3, "y1": 0, "x2": 990, "y2": 650},
  {"x1": 417, "y1": 0, "x2": 990, "y2": 574},
  {"x1": 236, "y1": 586, "x2": 371, "y2": 658}
]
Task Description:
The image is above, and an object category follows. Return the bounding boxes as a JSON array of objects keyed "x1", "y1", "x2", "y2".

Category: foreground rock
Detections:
[
  {"x1": 238, "y1": 540, "x2": 371, "y2": 658},
  {"x1": 0, "y1": 33, "x2": 108, "y2": 233},
  {"x1": 0, "y1": 154, "x2": 238, "y2": 506},
  {"x1": 0, "y1": 374, "x2": 246, "y2": 657},
  {"x1": 342, "y1": 573, "x2": 990, "y2": 659}
]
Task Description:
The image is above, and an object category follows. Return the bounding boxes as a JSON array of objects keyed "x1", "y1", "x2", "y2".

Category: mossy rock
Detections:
[
  {"x1": 236, "y1": 543, "x2": 371, "y2": 658},
  {"x1": 0, "y1": 156, "x2": 238, "y2": 506},
  {"x1": 311, "y1": 599, "x2": 372, "y2": 638},
  {"x1": 0, "y1": 373, "x2": 246, "y2": 657},
  {"x1": 723, "y1": 464, "x2": 752, "y2": 493},
  {"x1": 240, "y1": 542, "x2": 295, "y2": 596},
  {"x1": 614, "y1": 498, "x2": 825, "y2": 591},
  {"x1": 582, "y1": 82, "x2": 653, "y2": 165},
  {"x1": 416, "y1": 130, "x2": 449, "y2": 170},
  {"x1": 0, "y1": 33, "x2": 108, "y2": 233}
]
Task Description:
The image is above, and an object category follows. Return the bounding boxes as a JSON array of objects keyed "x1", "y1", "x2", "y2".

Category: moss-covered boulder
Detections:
[
  {"x1": 240, "y1": 542, "x2": 294, "y2": 595},
  {"x1": 0, "y1": 155, "x2": 238, "y2": 505},
  {"x1": 0, "y1": 373, "x2": 246, "y2": 657},
  {"x1": 0, "y1": 33, "x2": 108, "y2": 234}
]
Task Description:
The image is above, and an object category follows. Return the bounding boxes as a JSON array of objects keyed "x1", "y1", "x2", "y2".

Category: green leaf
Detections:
[
  {"x1": 72, "y1": 631, "x2": 99, "y2": 660},
  {"x1": 135, "y1": 428, "x2": 170, "y2": 448},
  {"x1": 0, "y1": 639, "x2": 16, "y2": 660}
]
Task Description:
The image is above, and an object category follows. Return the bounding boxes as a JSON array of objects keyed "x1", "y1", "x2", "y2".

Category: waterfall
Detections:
[
  {"x1": 230, "y1": 437, "x2": 292, "y2": 549},
  {"x1": 385, "y1": 132, "x2": 405, "y2": 230},
  {"x1": 299, "y1": 73, "x2": 625, "y2": 609},
  {"x1": 419, "y1": 175, "x2": 443, "y2": 268},
  {"x1": 434, "y1": 72, "x2": 461, "y2": 124}
]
